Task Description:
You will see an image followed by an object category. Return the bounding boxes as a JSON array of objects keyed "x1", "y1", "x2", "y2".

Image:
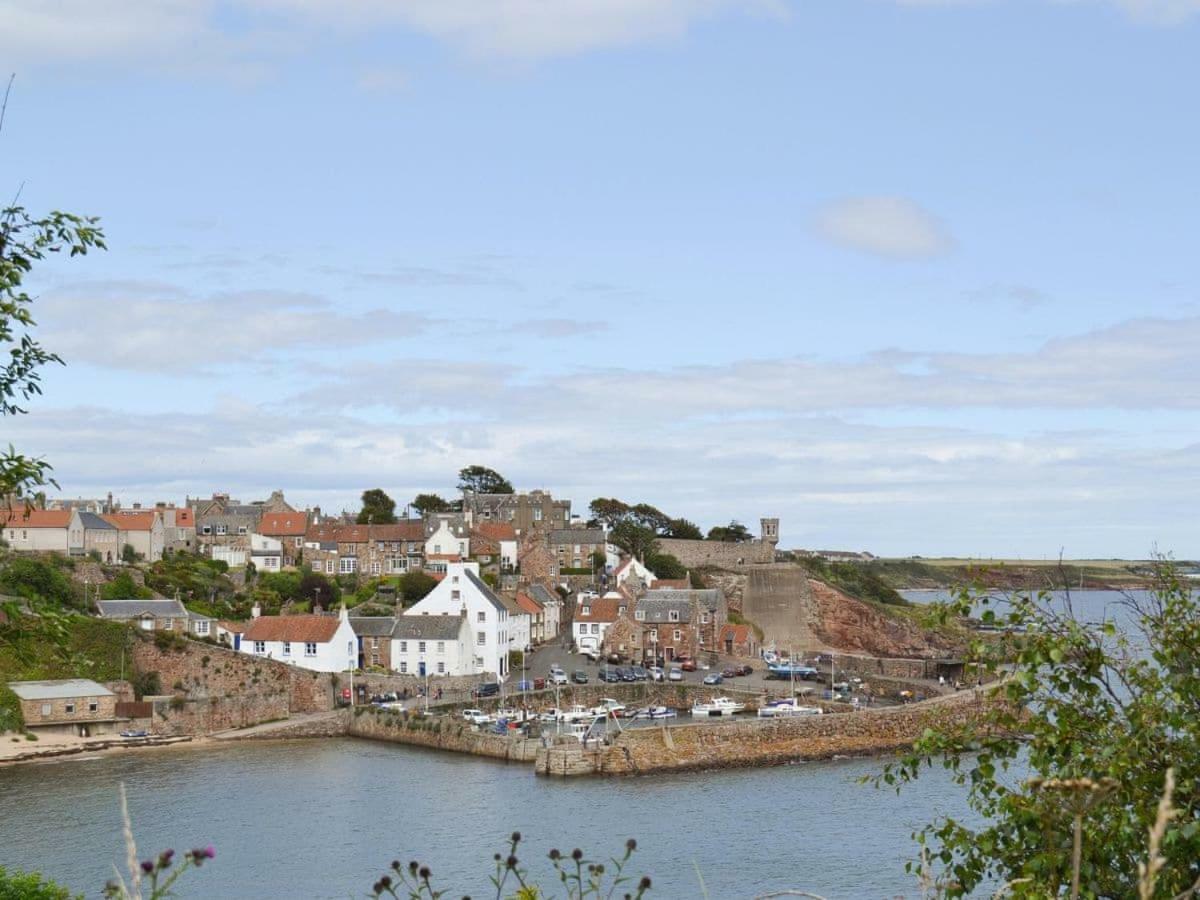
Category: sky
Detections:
[{"x1": 2, "y1": 0, "x2": 1199, "y2": 558}]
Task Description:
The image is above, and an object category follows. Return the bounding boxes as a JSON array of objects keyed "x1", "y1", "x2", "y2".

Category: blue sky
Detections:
[{"x1": 3, "y1": 0, "x2": 1199, "y2": 557}]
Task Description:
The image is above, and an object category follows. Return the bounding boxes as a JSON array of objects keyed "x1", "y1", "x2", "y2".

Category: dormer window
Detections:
[
  {"x1": 635, "y1": 610, "x2": 644, "y2": 621},
  {"x1": 668, "y1": 610, "x2": 679, "y2": 622},
  {"x1": 582, "y1": 606, "x2": 590, "y2": 616},
  {"x1": 618, "y1": 605, "x2": 626, "y2": 615}
]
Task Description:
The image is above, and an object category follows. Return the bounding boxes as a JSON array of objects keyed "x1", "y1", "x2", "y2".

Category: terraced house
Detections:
[{"x1": 304, "y1": 521, "x2": 426, "y2": 577}]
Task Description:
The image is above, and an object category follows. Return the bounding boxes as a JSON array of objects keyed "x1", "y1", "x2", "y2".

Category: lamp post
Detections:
[{"x1": 421, "y1": 654, "x2": 429, "y2": 713}]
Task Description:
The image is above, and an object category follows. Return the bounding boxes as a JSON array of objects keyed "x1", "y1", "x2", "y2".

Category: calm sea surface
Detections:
[{"x1": 0, "y1": 591, "x2": 1143, "y2": 899}]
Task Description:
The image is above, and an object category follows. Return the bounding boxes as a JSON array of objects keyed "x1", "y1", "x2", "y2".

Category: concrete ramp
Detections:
[{"x1": 742, "y1": 566, "x2": 819, "y2": 651}]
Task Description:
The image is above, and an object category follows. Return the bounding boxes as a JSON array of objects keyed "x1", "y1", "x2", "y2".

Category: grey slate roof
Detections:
[
  {"x1": 644, "y1": 588, "x2": 723, "y2": 611},
  {"x1": 528, "y1": 584, "x2": 558, "y2": 607},
  {"x1": 464, "y1": 569, "x2": 507, "y2": 612},
  {"x1": 392, "y1": 614, "x2": 466, "y2": 640},
  {"x1": 77, "y1": 511, "x2": 116, "y2": 530},
  {"x1": 8, "y1": 678, "x2": 114, "y2": 700},
  {"x1": 635, "y1": 597, "x2": 694, "y2": 624},
  {"x1": 548, "y1": 529, "x2": 606, "y2": 545},
  {"x1": 96, "y1": 599, "x2": 188, "y2": 619},
  {"x1": 350, "y1": 616, "x2": 397, "y2": 637}
]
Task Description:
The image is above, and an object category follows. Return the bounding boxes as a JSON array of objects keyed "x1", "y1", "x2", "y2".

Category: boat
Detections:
[
  {"x1": 757, "y1": 700, "x2": 822, "y2": 718},
  {"x1": 634, "y1": 705, "x2": 676, "y2": 720},
  {"x1": 119, "y1": 729, "x2": 149, "y2": 738},
  {"x1": 558, "y1": 705, "x2": 593, "y2": 724},
  {"x1": 589, "y1": 698, "x2": 626, "y2": 718},
  {"x1": 690, "y1": 696, "x2": 745, "y2": 717},
  {"x1": 766, "y1": 662, "x2": 818, "y2": 680},
  {"x1": 564, "y1": 715, "x2": 605, "y2": 744},
  {"x1": 538, "y1": 708, "x2": 563, "y2": 723},
  {"x1": 495, "y1": 707, "x2": 519, "y2": 721}
]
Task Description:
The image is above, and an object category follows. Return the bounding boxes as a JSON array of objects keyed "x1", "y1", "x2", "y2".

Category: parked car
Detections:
[
  {"x1": 580, "y1": 648, "x2": 601, "y2": 662},
  {"x1": 648, "y1": 666, "x2": 665, "y2": 682},
  {"x1": 533, "y1": 677, "x2": 546, "y2": 690},
  {"x1": 702, "y1": 673, "x2": 724, "y2": 685},
  {"x1": 600, "y1": 667, "x2": 622, "y2": 683},
  {"x1": 549, "y1": 670, "x2": 569, "y2": 685},
  {"x1": 668, "y1": 666, "x2": 683, "y2": 682},
  {"x1": 721, "y1": 667, "x2": 737, "y2": 678},
  {"x1": 680, "y1": 658, "x2": 697, "y2": 672},
  {"x1": 572, "y1": 670, "x2": 589, "y2": 684},
  {"x1": 735, "y1": 664, "x2": 754, "y2": 676},
  {"x1": 473, "y1": 682, "x2": 500, "y2": 698},
  {"x1": 516, "y1": 679, "x2": 534, "y2": 692},
  {"x1": 631, "y1": 665, "x2": 648, "y2": 681}
]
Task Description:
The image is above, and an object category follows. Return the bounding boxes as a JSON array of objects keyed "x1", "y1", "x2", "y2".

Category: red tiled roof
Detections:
[
  {"x1": 0, "y1": 508, "x2": 71, "y2": 529},
  {"x1": 514, "y1": 591, "x2": 542, "y2": 615},
  {"x1": 260, "y1": 511, "x2": 308, "y2": 536},
  {"x1": 426, "y1": 553, "x2": 462, "y2": 562},
  {"x1": 103, "y1": 511, "x2": 159, "y2": 531},
  {"x1": 651, "y1": 578, "x2": 689, "y2": 590},
  {"x1": 305, "y1": 521, "x2": 424, "y2": 543},
  {"x1": 719, "y1": 624, "x2": 751, "y2": 643},
  {"x1": 474, "y1": 522, "x2": 516, "y2": 541},
  {"x1": 576, "y1": 598, "x2": 622, "y2": 622},
  {"x1": 173, "y1": 508, "x2": 194, "y2": 527},
  {"x1": 471, "y1": 535, "x2": 500, "y2": 555},
  {"x1": 242, "y1": 615, "x2": 341, "y2": 643}
]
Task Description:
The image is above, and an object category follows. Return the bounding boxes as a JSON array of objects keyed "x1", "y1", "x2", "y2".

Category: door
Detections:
[{"x1": 418, "y1": 661, "x2": 426, "y2": 677}]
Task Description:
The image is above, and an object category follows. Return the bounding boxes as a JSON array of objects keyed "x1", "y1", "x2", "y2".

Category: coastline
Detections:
[{"x1": 0, "y1": 733, "x2": 202, "y2": 767}]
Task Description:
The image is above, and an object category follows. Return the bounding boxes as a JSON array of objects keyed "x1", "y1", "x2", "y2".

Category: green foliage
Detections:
[
  {"x1": 143, "y1": 554, "x2": 236, "y2": 613},
  {"x1": 665, "y1": 518, "x2": 702, "y2": 540},
  {"x1": 706, "y1": 520, "x2": 752, "y2": 543},
  {"x1": 688, "y1": 570, "x2": 706, "y2": 589},
  {"x1": 609, "y1": 521, "x2": 658, "y2": 562},
  {"x1": 0, "y1": 195, "x2": 105, "y2": 500},
  {"x1": 0, "y1": 614, "x2": 129, "y2": 686},
  {"x1": 457, "y1": 465, "x2": 514, "y2": 495},
  {"x1": 398, "y1": 571, "x2": 437, "y2": 605},
  {"x1": 0, "y1": 555, "x2": 80, "y2": 608},
  {"x1": 120, "y1": 543, "x2": 139, "y2": 564},
  {"x1": 879, "y1": 564, "x2": 1200, "y2": 897},
  {"x1": 644, "y1": 552, "x2": 686, "y2": 580},
  {"x1": 0, "y1": 865, "x2": 78, "y2": 900},
  {"x1": 410, "y1": 493, "x2": 451, "y2": 516},
  {"x1": 799, "y1": 555, "x2": 908, "y2": 606},
  {"x1": 508, "y1": 649, "x2": 523, "y2": 668},
  {"x1": 101, "y1": 572, "x2": 153, "y2": 601},
  {"x1": 298, "y1": 571, "x2": 341, "y2": 608},
  {"x1": 0, "y1": 683, "x2": 22, "y2": 732},
  {"x1": 132, "y1": 670, "x2": 161, "y2": 699},
  {"x1": 482, "y1": 572, "x2": 497, "y2": 587},
  {"x1": 357, "y1": 488, "x2": 398, "y2": 525}
]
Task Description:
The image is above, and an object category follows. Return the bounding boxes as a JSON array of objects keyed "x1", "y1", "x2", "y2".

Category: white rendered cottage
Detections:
[
  {"x1": 239, "y1": 605, "x2": 357, "y2": 673},
  {"x1": 407, "y1": 561, "x2": 512, "y2": 679},
  {"x1": 390, "y1": 614, "x2": 473, "y2": 677}
]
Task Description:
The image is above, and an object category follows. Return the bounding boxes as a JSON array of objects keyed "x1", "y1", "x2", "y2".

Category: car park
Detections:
[
  {"x1": 572, "y1": 670, "x2": 588, "y2": 684},
  {"x1": 702, "y1": 672, "x2": 724, "y2": 685},
  {"x1": 668, "y1": 666, "x2": 683, "y2": 682},
  {"x1": 648, "y1": 666, "x2": 664, "y2": 682},
  {"x1": 549, "y1": 670, "x2": 569, "y2": 685},
  {"x1": 680, "y1": 658, "x2": 697, "y2": 672},
  {"x1": 631, "y1": 665, "x2": 648, "y2": 681},
  {"x1": 600, "y1": 667, "x2": 621, "y2": 683}
]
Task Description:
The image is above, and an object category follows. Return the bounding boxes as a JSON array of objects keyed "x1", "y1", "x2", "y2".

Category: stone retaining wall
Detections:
[
  {"x1": 536, "y1": 688, "x2": 997, "y2": 776},
  {"x1": 347, "y1": 706, "x2": 541, "y2": 763}
]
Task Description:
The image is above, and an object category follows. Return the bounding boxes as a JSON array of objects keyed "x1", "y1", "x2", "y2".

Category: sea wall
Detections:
[
  {"x1": 130, "y1": 635, "x2": 334, "y2": 735},
  {"x1": 347, "y1": 706, "x2": 541, "y2": 763},
  {"x1": 536, "y1": 688, "x2": 996, "y2": 776},
  {"x1": 656, "y1": 537, "x2": 774, "y2": 568}
]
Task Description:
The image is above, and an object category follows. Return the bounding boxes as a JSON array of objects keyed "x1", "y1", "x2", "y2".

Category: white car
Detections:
[
  {"x1": 461, "y1": 708, "x2": 492, "y2": 725},
  {"x1": 548, "y1": 670, "x2": 569, "y2": 685},
  {"x1": 668, "y1": 666, "x2": 683, "y2": 682},
  {"x1": 648, "y1": 666, "x2": 665, "y2": 682}
]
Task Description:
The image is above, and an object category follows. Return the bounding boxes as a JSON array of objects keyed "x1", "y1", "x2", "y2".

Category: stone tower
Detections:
[{"x1": 760, "y1": 517, "x2": 780, "y2": 547}]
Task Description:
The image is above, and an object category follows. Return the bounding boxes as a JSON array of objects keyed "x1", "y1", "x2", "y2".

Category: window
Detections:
[
  {"x1": 215, "y1": 524, "x2": 227, "y2": 535},
  {"x1": 433, "y1": 544, "x2": 441, "y2": 554},
  {"x1": 533, "y1": 508, "x2": 543, "y2": 521},
  {"x1": 418, "y1": 641, "x2": 426, "y2": 653},
  {"x1": 400, "y1": 661, "x2": 408, "y2": 674},
  {"x1": 195, "y1": 620, "x2": 210, "y2": 636},
  {"x1": 582, "y1": 606, "x2": 590, "y2": 616},
  {"x1": 452, "y1": 575, "x2": 459, "y2": 584},
  {"x1": 348, "y1": 641, "x2": 354, "y2": 656},
  {"x1": 451, "y1": 590, "x2": 460, "y2": 600},
  {"x1": 202, "y1": 525, "x2": 212, "y2": 535},
  {"x1": 649, "y1": 628, "x2": 658, "y2": 640},
  {"x1": 591, "y1": 624, "x2": 599, "y2": 634},
  {"x1": 312, "y1": 560, "x2": 322, "y2": 572},
  {"x1": 339, "y1": 557, "x2": 357, "y2": 574},
  {"x1": 89, "y1": 700, "x2": 98, "y2": 712},
  {"x1": 635, "y1": 610, "x2": 645, "y2": 621},
  {"x1": 370, "y1": 637, "x2": 379, "y2": 649},
  {"x1": 370, "y1": 562, "x2": 381, "y2": 575},
  {"x1": 668, "y1": 610, "x2": 680, "y2": 622},
  {"x1": 254, "y1": 641, "x2": 266, "y2": 653},
  {"x1": 40, "y1": 703, "x2": 51, "y2": 717},
  {"x1": 437, "y1": 662, "x2": 445, "y2": 674},
  {"x1": 163, "y1": 619, "x2": 173, "y2": 630},
  {"x1": 673, "y1": 629, "x2": 682, "y2": 641},
  {"x1": 237, "y1": 526, "x2": 247, "y2": 535},
  {"x1": 64, "y1": 702, "x2": 75, "y2": 714},
  {"x1": 295, "y1": 537, "x2": 303, "y2": 547},
  {"x1": 400, "y1": 641, "x2": 408, "y2": 652},
  {"x1": 371, "y1": 653, "x2": 379, "y2": 665},
  {"x1": 325, "y1": 560, "x2": 335, "y2": 574},
  {"x1": 701, "y1": 612, "x2": 709, "y2": 624},
  {"x1": 437, "y1": 641, "x2": 445, "y2": 653},
  {"x1": 477, "y1": 631, "x2": 486, "y2": 645},
  {"x1": 282, "y1": 641, "x2": 291, "y2": 655},
  {"x1": 305, "y1": 642, "x2": 317, "y2": 656},
  {"x1": 477, "y1": 611, "x2": 485, "y2": 623}
]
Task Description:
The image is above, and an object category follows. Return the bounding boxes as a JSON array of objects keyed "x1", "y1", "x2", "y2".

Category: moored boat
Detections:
[
  {"x1": 757, "y1": 700, "x2": 822, "y2": 718},
  {"x1": 690, "y1": 696, "x2": 745, "y2": 717}
]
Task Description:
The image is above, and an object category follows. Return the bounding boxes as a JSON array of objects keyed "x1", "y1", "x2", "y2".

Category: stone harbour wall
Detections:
[
  {"x1": 536, "y1": 688, "x2": 998, "y2": 776},
  {"x1": 656, "y1": 537, "x2": 775, "y2": 569},
  {"x1": 347, "y1": 706, "x2": 541, "y2": 763}
]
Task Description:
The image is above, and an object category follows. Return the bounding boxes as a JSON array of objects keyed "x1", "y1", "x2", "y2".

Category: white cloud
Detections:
[{"x1": 814, "y1": 196, "x2": 954, "y2": 260}]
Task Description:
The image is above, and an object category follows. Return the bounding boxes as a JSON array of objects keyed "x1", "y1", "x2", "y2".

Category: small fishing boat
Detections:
[
  {"x1": 690, "y1": 696, "x2": 745, "y2": 717},
  {"x1": 757, "y1": 700, "x2": 822, "y2": 718},
  {"x1": 558, "y1": 704, "x2": 593, "y2": 724},
  {"x1": 635, "y1": 705, "x2": 676, "y2": 720},
  {"x1": 590, "y1": 698, "x2": 626, "y2": 718}
]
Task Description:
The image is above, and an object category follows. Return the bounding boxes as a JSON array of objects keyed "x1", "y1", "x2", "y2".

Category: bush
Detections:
[
  {"x1": 132, "y1": 671, "x2": 161, "y2": 700},
  {"x1": 101, "y1": 572, "x2": 153, "y2": 602},
  {"x1": 0, "y1": 865, "x2": 78, "y2": 900},
  {"x1": 0, "y1": 557, "x2": 80, "y2": 609}
]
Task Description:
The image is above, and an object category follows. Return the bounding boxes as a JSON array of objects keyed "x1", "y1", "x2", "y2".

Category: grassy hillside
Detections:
[{"x1": 866, "y1": 557, "x2": 1161, "y2": 591}]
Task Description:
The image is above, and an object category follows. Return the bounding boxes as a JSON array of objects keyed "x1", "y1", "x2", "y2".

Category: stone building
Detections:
[
  {"x1": 191, "y1": 494, "x2": 263, "y2": 556},
  {"x1": 8, "y1": 679, "x2": 119, "y2": 736},
  {"x1": 304, "y1": 521, "x2": 426, "y2": 577},
  {"x1": 719, "y1": 623, "x2": 760, "y2": 658},
  {"x1": 259, "y1": 511, "x2": 309, "y2": 565},
  {"x1": 656, "y1": 517, "x2": 780, "y2": 569},
  {"x1": 68, "y1": 510, "x2": 121, "y2": 562},
  {"x1": 642, "y1": 587, "x2": 727, "y2": 652},
  {"x1": 631, "y1": 595, "x2": 702, "y2": 662},
  {"x1": 462, "y1": 489, "x2": 571, "y2": 536},
  {"x1": 350, "y1": 616, "x2": 397, "y2": 670},
  {"x1": 548, "y1": 528, "x2": 607, "y2": 572}
]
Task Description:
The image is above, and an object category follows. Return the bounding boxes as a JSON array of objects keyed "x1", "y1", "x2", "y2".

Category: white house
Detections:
[
  {"x1": 390, "y1": 614, "x2": 473, "y2": 677},
  {"x1": 0, "y1": 508, "x2": 71, "y2": 553},
  {"x1": 96, "y1": 598, "x2": 210, "y2": 637},
  {"x1": 211, "y1": 546, "x2": 248, "y2": 568},
  {"x1": 612, "y1": 554, "x2": 656, "y2": 589},
  {"x1": 526, "y1": 584, "x2": 562, "y2": 641},
  {"x1": 407, "y1": 561, "x2": 512, "y2": 679},
  {"x1": 424, "y1": 519, "x2": 469, "y2": 572},
  {"x1": 249, "y1": 533, "x2": 283, "y2": 572},
  {"x1": 499, "y1": 594, "x2": 531, "y2": 655},
  {"x1": 573, "y1": 593, "x2": 624, "y2": 652},
  {"x1": 239, "y1": 605, "x2": 358, "y2": 673}
]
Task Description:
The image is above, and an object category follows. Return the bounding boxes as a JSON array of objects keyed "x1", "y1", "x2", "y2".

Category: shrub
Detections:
[
  {"x1": 0, "y1": 864, "x2": 78, "y2": 899},
  {"x1": 132, "y1": 671, "x2": 161, "y2": 700}
]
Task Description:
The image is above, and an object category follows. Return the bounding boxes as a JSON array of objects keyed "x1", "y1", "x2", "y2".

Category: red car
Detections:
[
  {"x1": 533, "y1": 677, "x2": 546, "y2": 690},
  {"x1": 735, "y1": 664, "x2": 754, "y2": 676},
  {"x1": 680, "y1": 658, "x2": 697, "y2": 672},
  {"x1": 721, "y1": 667, "x2": 737, "y2": 678}
]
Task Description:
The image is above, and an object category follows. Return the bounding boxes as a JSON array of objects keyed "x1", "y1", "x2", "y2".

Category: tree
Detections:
[
  {"x1": 630, "y1": 503, "x2": 670, "y2": 534},
  {"x1": 665, "y1": 518, "x2": 703, "y2": 540},
  {"x1": 457, "y1": 465, "x2": 514, "y2": 495},
  {"x1": 120, "y1": 543, "x2": 139, "y2": 564},
  {"x1": 1, "y1": 127, "x2": 105, "y2": 502},
  {"x1": 411, "y1": 493, "x2": 451, "y2": 516},
  {"x1": 399, "y1": 571, "x2": 437, "y2": 605},
  {"x1": 0, "y1": 557, "x2": 79, "y2": 608},
  {"x1": 707, "y1": 520, "x2": 753, "y2": 543},
  {"x1": 101, "y1": 572, "x2": 152, "y2": 601},
  {"x1": 610, "y1": 520, "x2": 658, "y2": 562},
  {"x1": 881, "y1": 565, "x2": 1200, "y2": 897},
  {"x1": 588, "y1": 498, "x2": 631, "y2": 529},
  {"x1": 298, "y1": 571, "x2": 341, "y2": 608},
  {"x1": 356, "y1": 488, "x2": 397, "y2": 525},
  {"x1": 644, "y1": 552, "x2": 686, "y2": 580}
]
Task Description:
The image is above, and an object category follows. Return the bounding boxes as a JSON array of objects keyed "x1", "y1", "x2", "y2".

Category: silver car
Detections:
[{"x1": 668, "y1": 666, "x2": 683, "y2": 682}]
